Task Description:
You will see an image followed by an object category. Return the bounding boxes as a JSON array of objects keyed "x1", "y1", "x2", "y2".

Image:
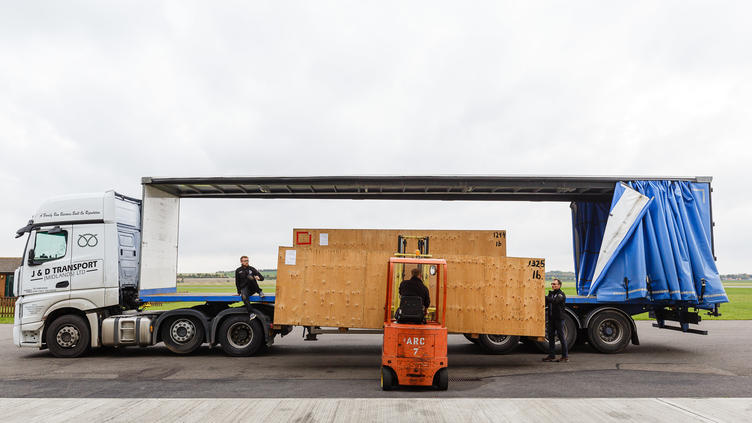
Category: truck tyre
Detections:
[
  {"x1": 534, "y1": 313, "x2": 577, "y2": 354},
  {"x1": 433, "y1": 368, "x2": 449, "y2": 391},
  {"x1": 463, "y1": 334, "x2": 479, "y2": 344},
  {"x1": 46, "y1": 314, "x2": 90, "y2": 358},
  {"x1": 218, "y1": 315, "x2": 264, "y2": 357},
  {"x1": 381, "y1": 366, "x2": 397, "y2": 391},
  {"x1": 162, "y1": 316, "x2": 205, "y2": 354},
  {"x1": 478, "y1": 334, "x2": 520, "y2": 354},
  {"x1": 587, "y1": 310, "x2": 632, "y2": 354}
]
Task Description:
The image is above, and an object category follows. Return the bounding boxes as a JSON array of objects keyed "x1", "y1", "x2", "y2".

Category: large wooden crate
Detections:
[
  {"x1": 292, "y1": 229, "x2": 507, "y2": 257},
  {"x1": 274, "y1": 246, "x2": 545, "y2": 337}
]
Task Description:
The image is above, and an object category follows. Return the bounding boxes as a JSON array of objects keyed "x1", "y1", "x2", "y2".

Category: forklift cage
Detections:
[{"x1": 385, "y1": 257, "x2": 447, "y2": 326}]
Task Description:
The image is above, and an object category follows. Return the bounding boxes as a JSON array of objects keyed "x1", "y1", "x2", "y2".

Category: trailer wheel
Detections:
[
  {"x1": 46, "y1": 315, "x2": 90, "y2": 358},
  {"x1": 218, "y1": 315, "x2": 264, "y2": 357},
  {"x1": 478, "y1": 334, "x2": 520, "y2": 354},
  {"x1": 381, "y1": 366, "x2": 397, "y2": 391},
  {"x1": 162, "y1": 316, "x2": 205, "y2": 354},
  {"x1": 587, "y1": 310, "x2": 632, "y2": 354},
  {"x1": 433, "y1": 368, "x2": 449, "y2": 391},
  {"x1": 534, "y1": 313, "x2": 577, "y2": 354},
  {"x1": 463, "y1": 334, "x2": 479, "y2": 344}
]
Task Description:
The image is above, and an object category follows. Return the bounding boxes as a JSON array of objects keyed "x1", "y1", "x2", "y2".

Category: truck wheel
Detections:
[
  {"x1": 587, "y1": 310, "x2": 632, "y2": 354},
  {"x1": 463, "y1": 334, "x2": 479, "y2": 344},
  {"x1": 534, "y1": 313, "x2": 577, "y2": 354},
  {"x1": 162, "y1": 316, "x2": 205, "y2": 354},
  {"x1": 46, "y1": 315, "x2": 90, "y2": 358},
  {"x1": 433, "y1": 368, "x2": 448, "y2": 391},
  {"x1": 218, "y1": 315, "x2": 264, "y2": 357},
  {"x1": 478, "y1": 334, "x2": 520, "y2": 354},
  {"x1": 381, "y1": 366, "x2": 397, "y2": 391}
]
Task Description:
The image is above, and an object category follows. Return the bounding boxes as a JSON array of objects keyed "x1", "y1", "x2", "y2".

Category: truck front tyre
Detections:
[
  {"x1": 46, "y1": 315, "x2": 90, "y2": 358},
  {"x1": 162, "y1": 316, "x2": 205, "y2": 354},
  {"x1": 478, "y1": 334, "x2": 520, "y2": 354},
  {"x1": 218, "y1": 315, "x2": 264, "y2": 357},
  {"x1": 587, "y1": 310, "x2": 632, "y2": 354}
]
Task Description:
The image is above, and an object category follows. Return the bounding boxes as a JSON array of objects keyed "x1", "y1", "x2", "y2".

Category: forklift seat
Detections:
[{"x1": 395, "y1": 296, "x2": 425, "y2": 324}]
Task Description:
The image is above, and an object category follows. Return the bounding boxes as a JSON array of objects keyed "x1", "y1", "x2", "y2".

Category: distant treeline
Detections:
[
  {"x1": 546, "y1": 271, "x2": 575, "y2": 282},
  {"x1": 178, "y1": 269, "x2": 748, "y2": 282},
  {"x1": 721, "y1": 273, "x2": 752, "y2": 280},
  {"x1": 178, "y1": 270, "x2": 277, "y2": 279}
]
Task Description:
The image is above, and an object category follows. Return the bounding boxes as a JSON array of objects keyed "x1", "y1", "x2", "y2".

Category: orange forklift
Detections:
[{"x1": 381, "y1": 235, "x2": 449, "y2": 391}]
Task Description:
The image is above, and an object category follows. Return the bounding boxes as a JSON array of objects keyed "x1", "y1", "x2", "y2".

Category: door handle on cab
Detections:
[{"x1": 56, "y1": 281, "x2": 69, "y2": 288}]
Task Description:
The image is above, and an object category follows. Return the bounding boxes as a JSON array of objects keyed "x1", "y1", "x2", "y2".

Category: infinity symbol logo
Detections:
[{"x1": 77, "y1": 233, "x2": 98, "y2": 248}]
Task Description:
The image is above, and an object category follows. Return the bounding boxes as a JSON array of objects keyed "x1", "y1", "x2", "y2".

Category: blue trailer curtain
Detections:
[
  {"x1": 571, "y1": 201, "x2": 609, "y2": 296},
  {"x1": 571, "y1": 181, "x2": 727, "y2": 304}
]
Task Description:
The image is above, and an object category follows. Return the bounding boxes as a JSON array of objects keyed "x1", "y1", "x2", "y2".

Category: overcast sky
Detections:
[{"x1": 1, "y1": 1, "x2": 750, "y2": 273}]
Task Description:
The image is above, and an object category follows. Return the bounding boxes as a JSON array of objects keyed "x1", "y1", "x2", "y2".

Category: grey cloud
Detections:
[{"x1": 0, "y1": 1, "x2": 750, "y2": 273}]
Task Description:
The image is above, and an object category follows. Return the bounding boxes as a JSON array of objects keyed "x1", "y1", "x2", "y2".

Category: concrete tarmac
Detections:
[
  {"x1": 1, "y1": 321, "x2": 750, "y2": 398},
  {"x1": 0, "y1": 398, "x2": 750, "y2": 422}
]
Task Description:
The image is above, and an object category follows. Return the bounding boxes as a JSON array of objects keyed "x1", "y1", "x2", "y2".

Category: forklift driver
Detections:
[
  {"x1": 399, "y1": 268, "x2": 431, "y2": 313},
  {"x1": 235, "y1": 255, "x2": 265, "y2": 315}
]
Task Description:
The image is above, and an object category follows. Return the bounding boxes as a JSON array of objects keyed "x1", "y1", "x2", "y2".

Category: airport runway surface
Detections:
[{"x1": 1, "y1": 320, "x2": 750, "y2": 398}]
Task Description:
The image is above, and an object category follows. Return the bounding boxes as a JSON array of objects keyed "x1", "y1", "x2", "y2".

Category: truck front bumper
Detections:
[{"x1": 13, "y1": 298, "x2": 44, "y2": 348}]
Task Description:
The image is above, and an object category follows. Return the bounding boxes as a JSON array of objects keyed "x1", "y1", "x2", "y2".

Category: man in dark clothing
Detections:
[
  {"x1": 235, "y1": 255, "x2": 265, "y2": 315},
  {"x1": 543, "y1": 278, "x2": 568, "y2": 362},
  {"x1": 399, "y1": 268, "x2": 431, "y2": 310}
]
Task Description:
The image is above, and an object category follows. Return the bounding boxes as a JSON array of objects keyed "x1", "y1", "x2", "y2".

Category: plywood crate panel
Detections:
[
  {"x1": 292, "y1": 229, "x2": 507, "y2": 257},
  {"x1": 274, "y1": 246, "x2": 545, "y2": 337}
]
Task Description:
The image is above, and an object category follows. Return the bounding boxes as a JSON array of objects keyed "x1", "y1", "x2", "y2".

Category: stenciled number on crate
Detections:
[
  {"x1": 493, "y1": 231, "x2": 505, "y2": 247},
  {"x1": 527, "y1": 259, "x2": 545, "y2": 268},
  {"x1": 528, "y1": 259, "x2": 545, "y2": 280}
]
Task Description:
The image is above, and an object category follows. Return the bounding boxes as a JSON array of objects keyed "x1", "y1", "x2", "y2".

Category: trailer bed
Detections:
[{"x1": 139, "y1": 292, "x2": 276, "y2": 304}]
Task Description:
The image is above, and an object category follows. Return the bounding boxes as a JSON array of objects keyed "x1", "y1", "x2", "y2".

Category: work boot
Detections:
[
  {"x1": 542, "y1": 356, "x2": 556, "y2": 362},
  {"x1": 557, "y1": 357, "x2": 569, "y2": 363}
]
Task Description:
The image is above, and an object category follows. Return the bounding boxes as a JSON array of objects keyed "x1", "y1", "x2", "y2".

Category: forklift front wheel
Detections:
[
  {"x1": 433, "y1": 368, "x2": 448, "y2": 391},
  {"x1": 381, "y1": 366, "x2": 397, "y2": 391}
]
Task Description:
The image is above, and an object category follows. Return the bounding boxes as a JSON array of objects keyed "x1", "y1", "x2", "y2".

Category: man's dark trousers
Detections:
[
  {"x1": 547, "y1": 318, "x2": 568, "y2": 357},
  {"x1": 239, "y1": 285, "x2": 258, "y2": 315}
]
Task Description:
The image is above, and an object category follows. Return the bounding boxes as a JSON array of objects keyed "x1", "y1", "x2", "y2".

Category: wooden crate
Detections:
[
  {"x1": 292, "y1": 229, "x2": 507, "y2": 257},
  {"x1": 274, "y1": 246, "x2": 545, "y2": 337}
]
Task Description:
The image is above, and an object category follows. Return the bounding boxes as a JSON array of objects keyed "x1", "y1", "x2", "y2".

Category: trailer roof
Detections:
[{"x1": 141, "y1": 175, "x2": 712, "y2": 202}]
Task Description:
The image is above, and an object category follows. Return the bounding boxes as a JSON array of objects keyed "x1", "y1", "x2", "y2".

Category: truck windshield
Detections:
[{"x1": 33, "y1": 231, "x2": 68, "y2": 262}]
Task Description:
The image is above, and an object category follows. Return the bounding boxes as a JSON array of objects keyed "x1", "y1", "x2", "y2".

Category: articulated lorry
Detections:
[{"x1": 12, "y1": 176, "x2": 727, "y2": 358}]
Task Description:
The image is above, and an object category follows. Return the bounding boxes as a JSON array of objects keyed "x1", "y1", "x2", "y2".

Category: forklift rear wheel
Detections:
[
  {"x1": 381, "y1": 366, "x2": 397, "y2": 391},
  {"x1": 463, "y1": 334, "x2": 479, "y2": 344},
  {"x1": 218, "y1": 315, "x2": 264, "y2": 356},
  {"x1": 433, "y1": 368, "x2": 448, "y2": 390},
  {"x1": 478, "y1": 334, "x2": 520, "y2": 354},
  {"x1": 162, "y1": 316, "x2": 205, "y2": 354}
]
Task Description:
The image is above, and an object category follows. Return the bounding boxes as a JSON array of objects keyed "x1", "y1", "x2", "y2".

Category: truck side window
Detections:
[{"x1": 33, "y1": 231, "x2": 68, "y2": 262}]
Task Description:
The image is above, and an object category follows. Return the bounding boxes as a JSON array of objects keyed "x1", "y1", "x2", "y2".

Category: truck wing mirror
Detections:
[{"x1": 27, "y1": 249, "x2": 37, "y2": 266}]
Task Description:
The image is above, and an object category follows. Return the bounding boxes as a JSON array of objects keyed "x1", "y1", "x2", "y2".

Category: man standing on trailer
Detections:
[
  {"x1": 235, "y1": 256, "x2": 265, "y2": 314},
  {"x1": 543, "y1": 278, "x2": 569, "y2": 362}
]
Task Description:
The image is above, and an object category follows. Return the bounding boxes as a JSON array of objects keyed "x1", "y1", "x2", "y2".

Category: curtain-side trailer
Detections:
[{"x1": 11, "y1": 176, "x2": 727, "y2": 358}]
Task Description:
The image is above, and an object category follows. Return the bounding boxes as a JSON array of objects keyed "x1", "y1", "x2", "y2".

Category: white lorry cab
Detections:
[{"x1": 13, "y1": 191, "x2": 143, "y2": 356}]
